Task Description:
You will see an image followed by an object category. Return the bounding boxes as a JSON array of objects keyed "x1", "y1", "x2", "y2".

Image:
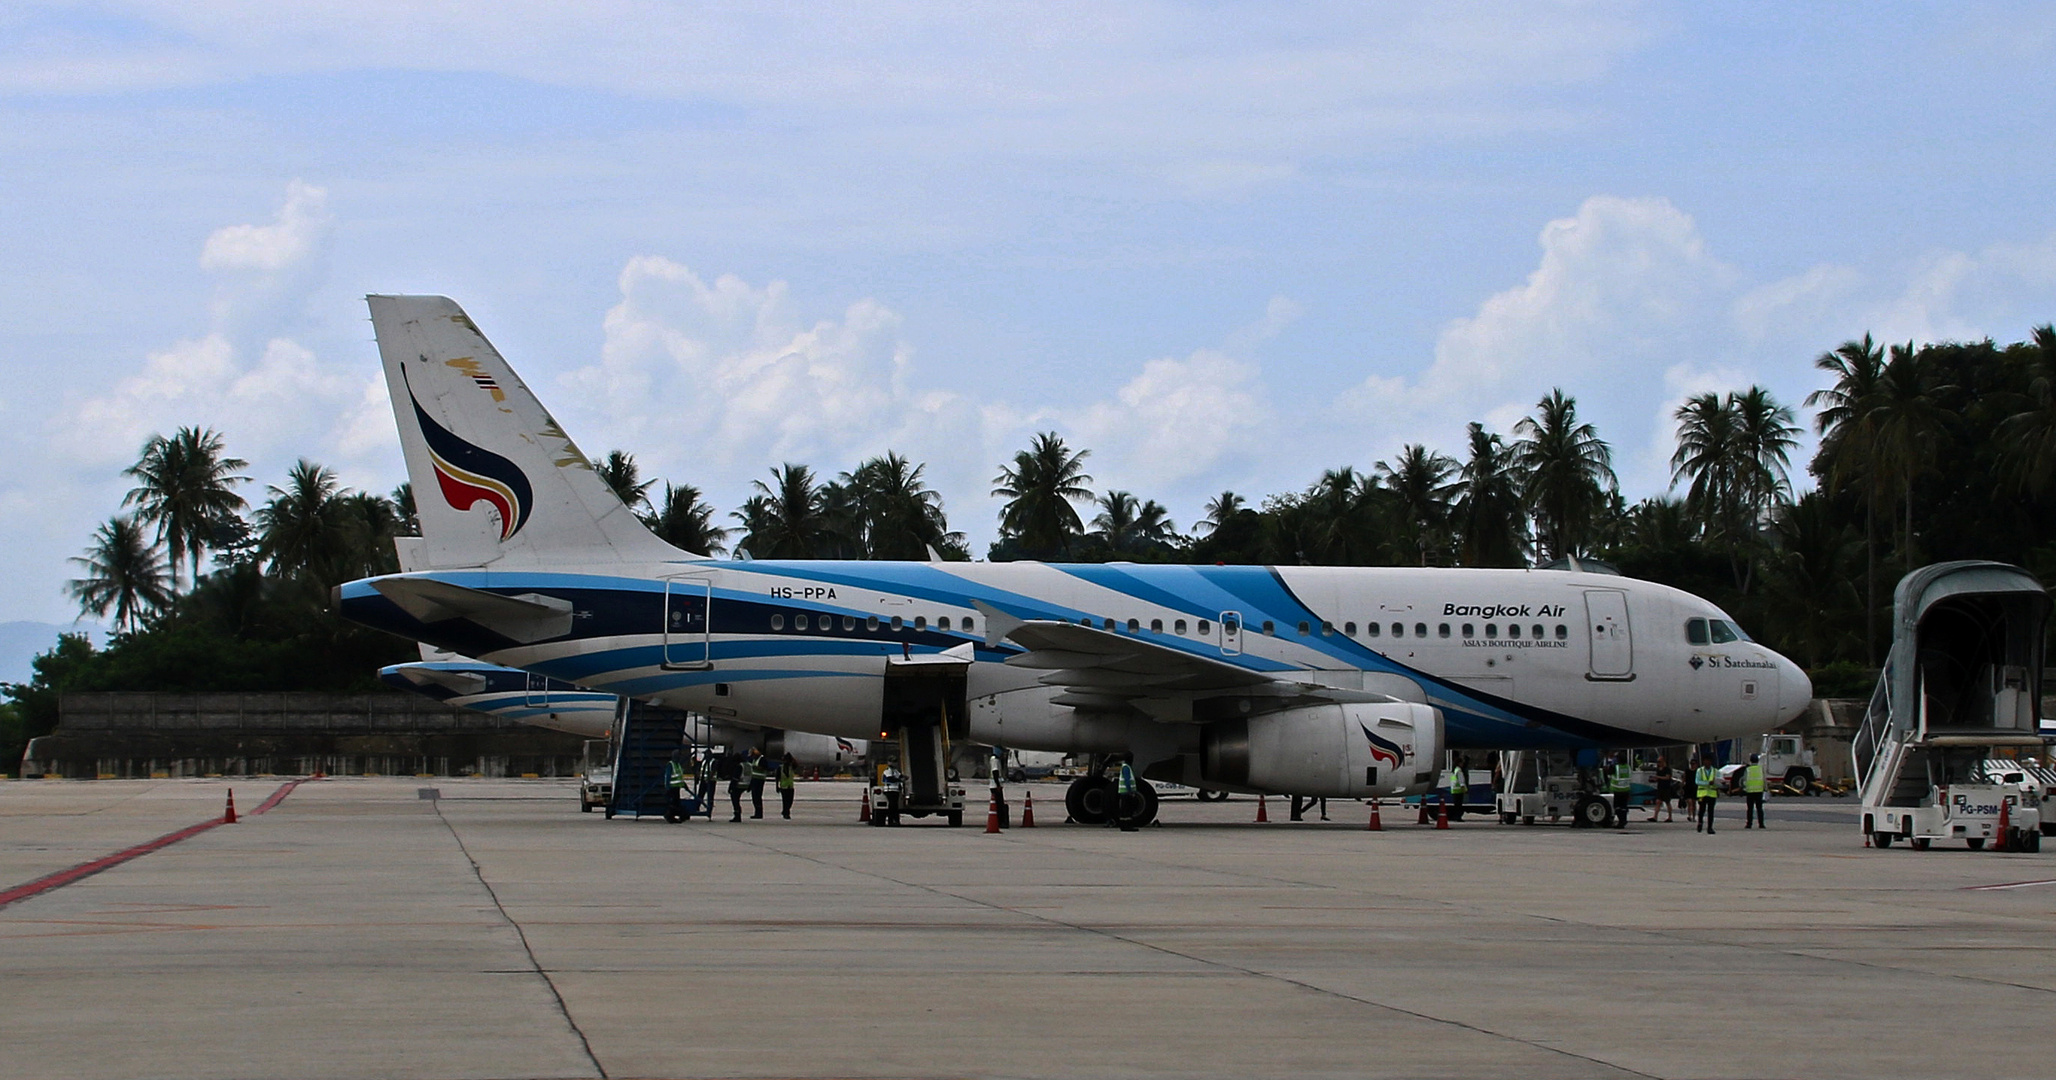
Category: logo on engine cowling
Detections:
[{"x1": 1360, "y1": 722, "x2": 1407, "y2": 768}]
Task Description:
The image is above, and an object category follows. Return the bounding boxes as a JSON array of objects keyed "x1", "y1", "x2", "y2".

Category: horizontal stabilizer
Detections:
[
  {"x1": 371, "y1": 577, "x2": 574, "y2": 644},
  {"x1": 392, "y1": 665, "x2": 491, "y2": 696}
]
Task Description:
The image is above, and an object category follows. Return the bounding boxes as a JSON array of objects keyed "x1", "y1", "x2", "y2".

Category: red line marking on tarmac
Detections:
[
  {"x1": 0, "y1": 777, "x2": 313, "y2": 911},
  {"x1": 1964, "y1": 878, "x2": 2056, "y2": 891}
]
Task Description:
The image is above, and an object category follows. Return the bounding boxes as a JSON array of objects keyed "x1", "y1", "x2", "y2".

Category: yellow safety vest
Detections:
[
  {"x1": 1117, "y1": 764, "x2": 1137, "y2": 794},
  {"x1": 1744, "y1": 764, "x2": 1765, "y2": 793},
  {"x1": 1695, "y1": 767, "x2": 1719, "y2": 799},
  {"x1": 1608, "y1": 765, "x2": 1631, "y2": 793},
  {"x1": 666, "y1": 761, "x2": 688, "y2": 789},
  {"x1": 1446, "y1": 768, "x2": 1467, "y2": 794}
]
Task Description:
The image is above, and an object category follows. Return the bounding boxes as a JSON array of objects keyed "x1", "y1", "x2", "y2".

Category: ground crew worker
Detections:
[
  {"x1": 726, "y1": 753, "x2": 748, "y2": 822},
  {"x1": 1445, "y1": 754, "x2": 1468, "y2": 821},
  {"x1": 665, "y1": 752, "x2": 692, "y2": 822},
  {"x1": 1607, "y1": 754, "x2": 1633, "y2": 827},
  {"x1": 879, "y1": 762, "x2": 903, "y2": 825},
  {"x1": 744, "y1": 747, "x2": 768, "y2": 819},
  {"x1": 777, "y1": 752, "x2": 798, "y2": 819},
  {"x1": 1743, "y1": 753, "x2": 1767, "y2": 829},
  {"x1": 1694, "y1": 753, "x2": 1720, "y2": 834},
  {"x1": 1115, "y1": 760, "x2": 1140, "y2": 831}
]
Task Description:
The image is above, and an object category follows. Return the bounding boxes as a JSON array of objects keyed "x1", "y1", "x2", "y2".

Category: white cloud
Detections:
[{"x1": 198, "y1": 180, "x2": 330, "y2": 273}]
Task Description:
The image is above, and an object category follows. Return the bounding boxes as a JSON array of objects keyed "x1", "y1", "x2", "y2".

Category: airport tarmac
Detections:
[{"x1": 3, "y1": 777, "x2": 2053, "y2": 1080}]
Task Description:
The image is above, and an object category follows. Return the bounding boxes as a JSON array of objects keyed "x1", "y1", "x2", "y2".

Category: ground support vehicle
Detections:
[
  {"x1": 1758, "y1": 732, "x2": 1821, "y2": 794},
  {"x1": 1982, "y1": 757, "x2": 2056, "y2": 837},
  {"x1": 1494, "y1": 749, "x2": 1618, "y2": 828},
  {"x1": 578, "y1": 739, "x2": 613, "y2": 812},
  {"x1": 1855, "y1": 562, "x2": 2053, "y2": 852}
]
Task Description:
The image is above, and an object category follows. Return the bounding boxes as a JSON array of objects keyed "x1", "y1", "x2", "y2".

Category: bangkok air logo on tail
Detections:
[
  {"x1": 1359, "y1": 723, "x2": 1406, "y2": 768},
  {"x1": 402, "y1": 367, "x2": 533, "y2": 541}
]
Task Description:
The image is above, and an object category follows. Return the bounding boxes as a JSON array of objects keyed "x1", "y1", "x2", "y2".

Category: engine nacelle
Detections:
[{"x1": 1202, "y1": 702, "x2": 1442, "y2": 798}]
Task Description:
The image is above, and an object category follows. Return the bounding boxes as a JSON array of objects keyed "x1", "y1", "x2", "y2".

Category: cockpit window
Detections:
[
  {"x1": 1709, "y1": 619, "x2": 1742, "y2": 644},
  {"x1": 1686, "y1": 618, "x2": 1709, "y2": 646}
]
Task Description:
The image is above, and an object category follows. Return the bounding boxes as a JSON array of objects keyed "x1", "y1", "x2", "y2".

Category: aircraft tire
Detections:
[
  {"x1": 1196, "y1": 788, "x2": 1229, "y2": 802},
  {"x1": 948, "y1": 810, "x2": 964, "y2": 827},
  {"x1": 1499, "y1": 811, "x2": 1517, "y2": 825},
  {"x1": 1130, "y1": 781, "x2": 1160, "y2": 827},
  {"x1": 1873, "y1": 831, "x2": 1894, "y2": 848},
  {"x1": 1910, "y1": 837, "x2": 1929, "y2": 850},
  {"x1": 1067, "y1": 776, "x2": 1115, "y2": 825},
  {"x1": 1967, "y1": 837, "x2": 1986, "y2": 850}
]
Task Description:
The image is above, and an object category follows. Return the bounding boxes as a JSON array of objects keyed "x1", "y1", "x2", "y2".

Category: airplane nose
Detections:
[{"x1": 1779, "y1": 654, "x2": 1813, "y2": 722}]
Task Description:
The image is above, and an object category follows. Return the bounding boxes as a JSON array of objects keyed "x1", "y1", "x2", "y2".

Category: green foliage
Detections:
[{"x1": 1808, "y1": 661, "x2": 1878, "y2": 700}]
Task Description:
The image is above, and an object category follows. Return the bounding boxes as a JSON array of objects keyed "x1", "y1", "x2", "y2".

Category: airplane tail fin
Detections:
[{"x1": 368, "y1": 295, "x2": 687, "y2": 568}]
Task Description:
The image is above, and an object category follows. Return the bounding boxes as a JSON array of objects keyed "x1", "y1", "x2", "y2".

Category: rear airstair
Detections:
[
  {"x1": 1854, "y1": 561, "x2": 2051, "y2": 851},
  {"x1": 607, "y1": 698, "x2": 702, "y2": 820}
]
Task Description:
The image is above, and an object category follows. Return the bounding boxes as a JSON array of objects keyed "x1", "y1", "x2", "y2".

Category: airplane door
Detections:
[
  {"x1": 663, "y1": 576, "x2": 713, "y2": 670},
  {"x1": 1583, "y1": 590, "x2": 1633, "y2": 680},
  {"x1": 1219, "y1": 611, "x2": 1243, "y2": 656},
  {"x1": 524, "y1": 670, "x2": 548, "y2": 708}
]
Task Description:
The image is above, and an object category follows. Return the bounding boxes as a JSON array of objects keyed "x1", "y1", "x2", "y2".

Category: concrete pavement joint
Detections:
[{"x1": 433, "y1": 801, "x2": 608, "y2": 1080}]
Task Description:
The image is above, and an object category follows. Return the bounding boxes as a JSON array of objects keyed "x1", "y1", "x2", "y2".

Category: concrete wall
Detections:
[{"x1": 22, "y1": 691, "x2": 589, "y2": 779}]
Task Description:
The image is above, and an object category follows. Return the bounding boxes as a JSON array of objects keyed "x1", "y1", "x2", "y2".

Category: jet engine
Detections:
[{"x1": 1201, "y1": 702, "x2": 1441, "y2": 798}]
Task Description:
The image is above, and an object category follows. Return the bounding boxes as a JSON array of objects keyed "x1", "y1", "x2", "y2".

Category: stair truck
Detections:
[{"x1": 1854, "y1": 561, "x2": 2050, "y2": 852}]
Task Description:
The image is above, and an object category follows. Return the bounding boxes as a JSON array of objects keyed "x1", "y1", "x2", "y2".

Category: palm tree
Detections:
[
  {"x1": 1870, "y1": 342, "x2": 1956, "y2": 570},
  {"x1": 69, "y1": 516, "x2": 172, "y2": 631},
  {"x1": 1451, "y1": 423, "x2": 1528, "y2": 568},
  {"x1": 1732, "y1": 386, "x2": 1800, "y2": 528},
  {"x1": 845, "y1": 453, "x2": 961, "y2": 559},
  {"x1": 737, "y1": 463, "x2": 825, "y2": 559},
  {"x1": 643, "y1": 483, "x2": 730, "y2": 556},
  {"x1": 1196, "y1": 491, "x2": 1244, "y2": 535},
  {"x1": 992, "y1": 432, "x2": 1093, "y2": 560},
  {"x1": 1807, "y1": 334, "x2": 1889, "y2": 664},
  {"x1": 1671, "y1": 392, "x2": 1743, "y2": 543},
  {"x1": 1376, "y1": 444, "x2": 1459, "y2": 566},
  {"x1": 1512, "y1": 390, "x2": 1617, "y2": 562},
  {"x1": 256, "y1": 459, "x2": 348, "y2": 582},
  {"x1": 337, "y1": 491, "x2": 405, "y2": 579},
  {"x1": 1088, "y1": 491, "x2": 1176, "y2": 557},
  {"x1": 595, "y1": 450, "x2": 656, "y2": 511},
  {"x1": 1999, "y1": 325, "x2": 2056, "y2": 496},
  {"x1": 122, "y1": 426, "x2": 249, "y2": 590}
]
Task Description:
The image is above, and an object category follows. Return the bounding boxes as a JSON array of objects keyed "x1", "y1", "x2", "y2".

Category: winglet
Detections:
[{"x1": 972, "y1": 600, "x2": 1025, "y2": 649}]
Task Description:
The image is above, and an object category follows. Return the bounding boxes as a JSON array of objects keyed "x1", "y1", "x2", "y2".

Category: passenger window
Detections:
[
  {"x1": 890, "y1": 616, "x2": 903, "y2": 630},
  {"x1": 1344, "y1": 621, "x2": 1357, "y2": 636},
  {"x1": 1297, "y1": 621, "x2": 1310, "y2": 636},
  {"x1": 1485, "y1": 623, "x2": 1498, "y2": 639},
  {"x1": 1415, "y1": 623, "x2": 1427, "y2": 638},
  {"x1": 867, "y1": 615, "x2": 879, "y2": 631},
  {"x1": 796, "y1": 614, "x2": 809, "y2": 631},
  {"x1": 964, "y1": 618, "x2": 977, "y2": 634},
  {"x1": 843, "y1": 616, "x2": 856, "y2": 631},
  {"x1": 1390, "y1": 622, "x2": 1403, "y2": 638},
  {"x1": 771, "y1": 614, "x2": 785, "y2": 631},
  {"x1": 1709, "y1": 619, "x2": 1738, "y2": 644},
  {"x1": 1262, "y1": 621, "x2": 1275, "y2": 635},
  {"x1": 1508, "y1": 623, "x2": 1521, "y2": 639},
  {"x1": 1321, "y1": 621, "x2": 1334, "y2": 636},
  {"x1": 1687, "y1": 618, "x2": 1710, "y2": 645},
  {"x1": 1127, "y1": 618, "x2": 1140, "y2": 633},
  {"x1": 1532, "y1": 624, "x2": 1544, "y2": 639},
  {"x1": 1439, "y1": 623, "x2": 1451, "y2": 638},
  {"x1": 1462, "y1": 623, "x2": 1474, "y2": 638},
  {"x1": 1199, "y1": 619, "x2": 1213, "y2": 636},
  {"x1": 936, "y1": 616, "x2": 951, "y2": 631},
  {"x1": 1080, "y1": 617, "x2": 1093, "y2": 626},
  {"x1": 1366, "y1": 622, "x2": 1381, "y2": 638},
  {"x1": 914, "y1": 616, "x2": 926, "y2": 631},
  {"x1": 1175, "y1": 619, "x2": 1187, "y2": 635},
  {"x1": 1555, "y1": 624, "x2": 1567, "y2": 640},
  {"x1": 1151, "y1": 618, "x2": 1163, "y2": 633}
]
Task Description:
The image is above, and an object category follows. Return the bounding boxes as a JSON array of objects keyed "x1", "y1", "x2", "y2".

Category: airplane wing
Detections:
[
  {"x1": 369, "y1": 577, "x2": 574, "y2": 644},
  {"x1": 976, "y1": 601, "x2": 1285, "y2": 712},
  {"x1": 392, "y1": 665, "x2": 492, "y2": 696}
]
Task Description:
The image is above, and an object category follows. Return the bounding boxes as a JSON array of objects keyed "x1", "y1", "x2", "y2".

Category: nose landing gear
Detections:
[{"x1": 1063, "y1": 762, "x2": 1160, "y2": 827}]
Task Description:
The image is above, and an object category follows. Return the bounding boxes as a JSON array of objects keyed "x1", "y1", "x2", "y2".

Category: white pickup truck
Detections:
[{"x1": 578, "y1": 739, "x2": 613, "y2": 813}]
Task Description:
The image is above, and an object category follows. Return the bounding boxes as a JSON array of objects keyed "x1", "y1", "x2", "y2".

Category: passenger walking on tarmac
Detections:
[
  {"x1": 745, "y1": 747, "x2": 768, "y2": 819},
  {"x1": 1742, "y1": 753, "x2": 1767, "y2": 828},
  {"x1": 1651, "y1": 756, "x2": 1677, "y2": 822},
  {"x1": 1291, "y1": 794, "x2": 1330, "y2": 822},
  {"x1": 1694, "y1": 753, "x2": 1720, "y2": 834},
  {"x1": 1445, "y1": 754, "x2": 1468, "y2": 821},
  {"x1": 1115, "y1": 759, "x2": 1140, "y2": 832},
  {"x1": 1607, "y1": 754, "x2": 1634, "y2": 827},
  {"x1": 777, "y1": 752, "x2": 798, "y2": 819},
  {"x1": 725, "y1": 753, "x2": 748, "y2": 822}
]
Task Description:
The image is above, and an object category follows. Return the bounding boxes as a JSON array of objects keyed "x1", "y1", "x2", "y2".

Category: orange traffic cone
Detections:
[
  {"x1": 1256, "y1": 794, "x2": 1269, "y2": 823},
  {"x1": 859, "y1": 790, "x2": 871, "y2": 823},
  {"x1": 984, "y1": 792, "x2": 1002, "y2": 834},
  {"x1": 223, "y1": 789, "x2": 238, "y2": 824},
  {"x1": 1021, "y1": 790, "x2": 1036, "y2": 828},
  {"x1": 1435, "y1": 799, "x2": 1449, "y2": 830},
  {"x1": 1417, "y1": 800, "x2": 1430, "y2": 825},
  {"x1": 1996, "y1": 801, "x2": 2012, "y2": 852},
  {"x1": 1367, "y1": 799, "x2": 1382, "y2": 831}
]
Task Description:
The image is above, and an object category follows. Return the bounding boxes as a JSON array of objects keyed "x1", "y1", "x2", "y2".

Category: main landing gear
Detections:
[{"x1": 1064, "y1": 761, "x2": 1160, "y2": 827}]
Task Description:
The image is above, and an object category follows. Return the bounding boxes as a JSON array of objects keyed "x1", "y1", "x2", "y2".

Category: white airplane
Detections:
[
  {"x1": 380, "y1": 658, "x2": 870, "y2": 768},
  {"x1": 337, "y1": 295, "x2": 1810, "y2": 826}
]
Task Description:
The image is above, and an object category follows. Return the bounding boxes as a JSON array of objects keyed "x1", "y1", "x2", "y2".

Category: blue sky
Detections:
[{"x1": 4, "y1": 2, "x2": 2054, "y2": 626}]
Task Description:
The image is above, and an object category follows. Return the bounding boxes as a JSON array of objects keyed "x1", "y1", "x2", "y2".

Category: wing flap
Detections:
[{"x1": 370, "y1": 577, "x2": 575, "y2": 644}]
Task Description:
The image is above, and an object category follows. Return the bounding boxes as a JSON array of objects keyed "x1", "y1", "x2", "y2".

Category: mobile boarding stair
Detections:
[
  {"x1": 1853, "y1": 561, "x2": 2051, "y2": 852},
  {"x1": 606, "y1": 698, "x2": 707, "y2": 822}
]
